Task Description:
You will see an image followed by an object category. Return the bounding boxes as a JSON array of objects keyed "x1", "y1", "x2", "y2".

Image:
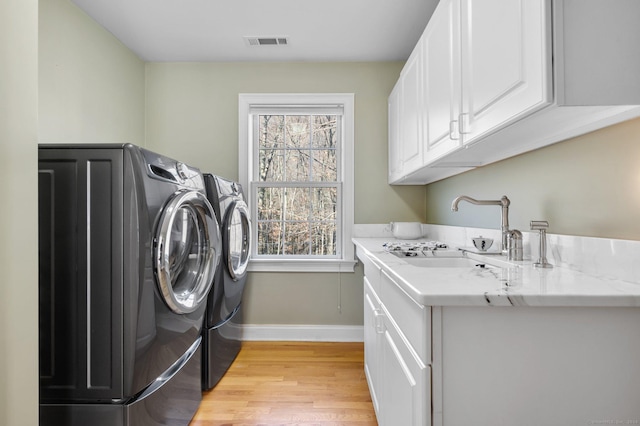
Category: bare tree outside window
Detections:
[{"x1": 256, "y1": 114, "x2": 339, "y2": 256}]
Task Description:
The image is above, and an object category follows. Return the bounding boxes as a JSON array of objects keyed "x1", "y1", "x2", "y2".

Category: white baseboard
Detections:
[{"x1": 221, "y1": 323, "x2": 364, "y2": 342}]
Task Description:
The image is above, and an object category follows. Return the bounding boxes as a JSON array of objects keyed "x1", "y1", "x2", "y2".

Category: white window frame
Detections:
[{"x1": 239, "y1": 93, "x2": 355, "y2": 272}]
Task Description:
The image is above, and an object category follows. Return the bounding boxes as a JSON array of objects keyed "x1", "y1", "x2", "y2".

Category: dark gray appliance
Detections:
[
  {"x1": 201, "y1": 174, "x2": 251, "y2": 390},
  {"x1": 38, "y1": 144, "x2": 221, "y2": 425}
]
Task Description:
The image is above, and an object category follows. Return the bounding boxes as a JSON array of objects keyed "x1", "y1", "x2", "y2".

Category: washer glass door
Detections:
[
  {"x1": 155, "y1": 190, "x2": 221, "y2": 314},
  {"x1": 224, "y1": 200, "x2": 251, "y2": 281}
]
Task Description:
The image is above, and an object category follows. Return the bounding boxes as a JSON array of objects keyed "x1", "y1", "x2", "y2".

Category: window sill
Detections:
[{"x1": 247, "y1": 258, "x2": 357, "y2": 273}]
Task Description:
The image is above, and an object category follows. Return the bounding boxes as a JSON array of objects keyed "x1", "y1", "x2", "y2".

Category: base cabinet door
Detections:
[
  {"x1": 379, "y1": 316, "x2": 430, "y2": 426},
  {"x1": 360, "y1": 248, "x2": 431, "y2": 426},
  {"x1": 363, "y1": 277, "x2": 382, "y2": 415}
]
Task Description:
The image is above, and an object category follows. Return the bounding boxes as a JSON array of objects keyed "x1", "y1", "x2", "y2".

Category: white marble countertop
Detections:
[{"x1": 353, "y1": 237, "x2": 640, "y2": 307}]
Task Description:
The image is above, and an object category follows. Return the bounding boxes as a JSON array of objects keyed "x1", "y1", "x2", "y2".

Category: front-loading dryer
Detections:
[{"x1": 38, "y1": 144, "x2": 221, "y2": 426}]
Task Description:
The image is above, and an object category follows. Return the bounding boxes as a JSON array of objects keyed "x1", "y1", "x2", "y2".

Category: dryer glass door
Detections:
[
  {"x1": 224, "y1": 200, "x2": 251, "y2": 281},
  {"x1": 155, "y1": 190, "x2": 221, "y2": 314}
]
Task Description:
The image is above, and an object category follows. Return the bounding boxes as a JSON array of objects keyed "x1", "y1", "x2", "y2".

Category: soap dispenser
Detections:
[{"x1": 530, "y1": 220, "x2": 553, "y2": 268}]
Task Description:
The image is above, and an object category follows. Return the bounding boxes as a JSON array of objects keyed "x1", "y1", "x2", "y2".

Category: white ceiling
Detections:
[{"x1": 70, "y1": 0, "x2": 439, "y2": 62}]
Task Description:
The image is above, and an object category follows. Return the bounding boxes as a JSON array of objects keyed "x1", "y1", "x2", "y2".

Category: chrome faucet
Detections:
[{"x1": 451, "y1": 195, "x2": 512, "y2": 256}]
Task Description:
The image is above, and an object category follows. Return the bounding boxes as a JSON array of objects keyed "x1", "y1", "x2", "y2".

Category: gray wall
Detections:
[
  {"x1": 1, "y1": 1, "x2": 38, "y2": 424},
  {"x1": 39, "y1": 0, "x2": 145, "y2": 145},
  {"x1": 144, "y1": 62, "x2": 425, "y2": 224},
  {"x1": 1, "y1": 1, "x2": 148, "y2": 423},
  {"x1": 145, "y1": 62, "x2": 425, "y2": 325},
  {"x1": 425, "y1": 116, "x2": 640, "y2": 241}
]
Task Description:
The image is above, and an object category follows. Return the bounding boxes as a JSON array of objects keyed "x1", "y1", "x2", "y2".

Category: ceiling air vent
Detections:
[{"x1": 244, "y1": 36, "x2": 289, "y2": 47}]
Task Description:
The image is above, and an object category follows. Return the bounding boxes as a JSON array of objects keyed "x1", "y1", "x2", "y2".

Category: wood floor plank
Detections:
[{"x1": 190, "y1": 341, "x2": 378, "y2": 425}]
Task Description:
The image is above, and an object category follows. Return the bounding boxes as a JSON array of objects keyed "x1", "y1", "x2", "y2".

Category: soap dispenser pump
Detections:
[{"x1": 530, "y1": 220, "x2": 553, "y2": 268}]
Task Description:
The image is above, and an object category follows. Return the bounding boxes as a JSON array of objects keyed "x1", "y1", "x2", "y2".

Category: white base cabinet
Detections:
[
  {"x1": 363, "y1": 264, "x2": 430, "y2": 426},
  {"x1": 358, "y1": 246, "x2": 640, "y2": 425},
  {"x1": 379, "y1": 314, "x2": 430, "y2": 426},
  {"x1": 363, "y1": 276, "x2": 381, "y2": 413},
  {"x1": 434, "y1": 307, "x2": 640, "y2": 426}
]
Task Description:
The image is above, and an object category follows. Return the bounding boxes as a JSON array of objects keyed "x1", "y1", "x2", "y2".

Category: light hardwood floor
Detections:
[{"x1": 190, "y1": 341, "x2": 377, "y2": 426}]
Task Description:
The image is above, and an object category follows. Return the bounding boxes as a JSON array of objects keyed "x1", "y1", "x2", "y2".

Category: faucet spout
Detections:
[{"x1": 451, "y1": 195, "x2": 511, "y2": 255}]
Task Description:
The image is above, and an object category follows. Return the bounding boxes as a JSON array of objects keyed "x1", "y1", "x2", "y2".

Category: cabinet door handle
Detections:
[
  {"x1": 374, "y1": 309, "x2": 385, "y2": 334},
  {"x1": 449, "y1": 120, "x2": 459, "y2": 140},
  {"x1": 459, "y1": 113, "x2": 470, "y2": 134}
]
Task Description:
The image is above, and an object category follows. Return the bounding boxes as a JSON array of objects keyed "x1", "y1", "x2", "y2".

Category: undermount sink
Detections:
[
  {"x1": 401, "y1": 256, "x2": 495, "y2": 269},
  {"x1": 387, "y1": 245, "x2": 519, "y2": 269}
]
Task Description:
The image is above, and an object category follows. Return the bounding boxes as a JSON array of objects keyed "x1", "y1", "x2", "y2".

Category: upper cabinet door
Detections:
[
  {"x1": 388, "y1": 83, "x2": 403, "y2": 184},
  {"x1": 423, "y1": 0, "x2": 462, "y2": 163},
  {"x1": 459, "y1": 0, "x2": 552, "y2": 144},
  {"x1": 398, "y1": 40, "x2": 424, "y2": 174}
]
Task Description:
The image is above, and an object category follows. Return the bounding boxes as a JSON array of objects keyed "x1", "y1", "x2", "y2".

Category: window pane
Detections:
[
  {"x1": 311, "y1": 187, "x2": 337, "y2": 221},
  {"x1": 259, "y1": 148, "x2": 285, "y2": 181},
  {"x1": 283, "y1": 222, "x2": 310, "y2": 255},
  {"x1": 284, "y1": 187, "x2": 310, "y2": 221},
  {"x1": 285, "y1": 149, "x2": 310, "y2": 181},
  {"x1": 311, "y1": 222, "x2": 337, "y2": 256},
  {"x1": 285, "y1": 116, "x2": 310, "y2": 148},
  {"x1": 311, "y1": 149, "x2": 337, "y2": 182},
  {"x1": 310, "y1": 187, "x2": 337, "y2": 256},
  {"x1": 257, "y1": 187, "x2": 283, "y2": 220},
  {"x1": 257, "y1": 221, "x2": 283, "y2": 255},
  {"x1": 259, "y1": 115, "x2": 284, "y2": 148},
  {"x1": 312, "y1": 115, "x2": 337, "y2": 148}
]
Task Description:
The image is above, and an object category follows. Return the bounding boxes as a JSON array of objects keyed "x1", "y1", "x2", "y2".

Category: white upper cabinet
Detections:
[
  {"x1": 387, "y1": 39, "x2": 425, "y2": 180},
  {"x1": 398, "y1": 41, "x2": 424, "y2": 175},
  {"x1": 459, "y1": 0, "x2": 551, "y2": 144},
  {"x1": 389, "y1": 0, "x2": 640, "y2": 185},
  {"x1": 555, "y1": 0, "x2": 640, "y2": 106},
  {"x1": 387, "y1": 83, "x2": 403, "y2": 183},
  {"x1": 423, "y1": 0, "x2": 462, "y2": 164}
]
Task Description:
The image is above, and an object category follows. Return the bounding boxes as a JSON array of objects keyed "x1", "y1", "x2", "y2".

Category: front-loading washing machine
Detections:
[
  {"x1": 38, "y1": 144, "x2": 221, "y2": 425},
  {"x1": 201, "y1": 174, "x2": 251, "y2": 390}
]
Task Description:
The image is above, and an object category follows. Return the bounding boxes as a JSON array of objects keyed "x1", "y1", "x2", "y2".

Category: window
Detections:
[{"x1": 239, "y1": 94, "x2": 355, "y2": 272}]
